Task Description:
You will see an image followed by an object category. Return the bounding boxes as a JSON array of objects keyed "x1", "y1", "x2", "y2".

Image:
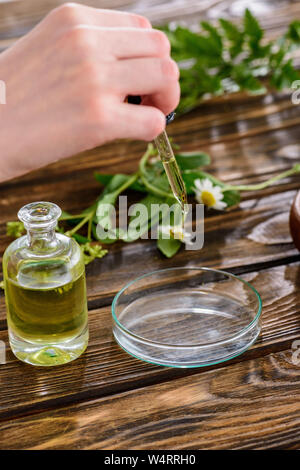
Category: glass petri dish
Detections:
[{"x1": 112, "y1": 267, "x2": 262, "y2": 368}]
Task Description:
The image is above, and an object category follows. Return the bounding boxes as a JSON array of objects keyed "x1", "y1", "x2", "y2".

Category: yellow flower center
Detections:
[
  {"x1": 201, "y1": 190, "x2": 216, "y2": 208},
  {"x1": 170, "y1": 227, "x2": 184, "y2": 241}
]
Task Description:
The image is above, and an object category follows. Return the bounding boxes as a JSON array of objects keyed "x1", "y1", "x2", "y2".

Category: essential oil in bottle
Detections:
[{"x1": 2, "y1": 202, "x2": 88, "y2": 366}]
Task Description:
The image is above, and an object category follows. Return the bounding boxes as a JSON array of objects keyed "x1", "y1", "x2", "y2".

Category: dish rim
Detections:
[{"x1": 111, "y1": 266, "x2": 262, "y2": 348}]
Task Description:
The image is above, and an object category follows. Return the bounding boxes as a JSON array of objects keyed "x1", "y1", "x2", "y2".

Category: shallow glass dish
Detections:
[{"x1": 112, "y1": 267, "x2": 262, "y2": 368}]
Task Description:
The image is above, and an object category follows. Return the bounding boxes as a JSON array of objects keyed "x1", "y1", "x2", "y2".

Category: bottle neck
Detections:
[
  {"x1": 26, "y1": 226, "x2": 58, "y2": 252},
  {"x1": 18, "y1": 202, "x2": 62, "y2": 254}
]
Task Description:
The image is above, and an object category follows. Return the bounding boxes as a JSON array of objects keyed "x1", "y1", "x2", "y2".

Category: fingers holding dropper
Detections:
[{"x1": 127, "y1": 96, "x2": 175, "y2": 125}]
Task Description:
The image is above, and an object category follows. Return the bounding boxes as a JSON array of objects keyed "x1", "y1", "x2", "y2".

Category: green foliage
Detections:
[
  {"x1": 80, "y1": 242, "x2": 108, "y2": 265},
  {"x1": 175, "y1": 151, "x2": 211, "y2": 170},
  {"x1": 7, "y1": 221, "x2": 25, "y2": 238},
  {"x1": 5, "y1": 142, "x2": 299, "y2": 262},
  {"x1": 157, "y1": 201, "x2": 185, "y2": 258},
  {"x1": 286, "y1": 20, "x2": 300, "y2": 45},
  {"x1": 124, "y1": 194, "x2": 165, "y2": 242},
  {"x1": 161, "y1": 9, "x2": 300, "y2": 114},
  {"x1": 69, "y1": 144, "x2": 216, "y2": 257},
  {"x1": 71, "y1": 233, "x2": 90, "y2": 244},
  {"x1": 244, "y1": 8, "x2": 263, "y2": 42},
  {"x1": 157, "y1": 236, "x2": 182, "y2": 258}
]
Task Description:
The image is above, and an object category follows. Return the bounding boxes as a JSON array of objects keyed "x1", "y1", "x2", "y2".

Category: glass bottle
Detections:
[{"x1": 2, "y1": 202, "x2": 88, "y2": 366}]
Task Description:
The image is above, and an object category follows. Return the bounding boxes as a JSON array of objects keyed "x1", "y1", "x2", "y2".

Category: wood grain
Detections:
[
  {"x1": 0, "y1": 349, "x2": 299, "y2": 450},
  {"x1": 0, "y1": 0, "x2": 299, "y2": 450},
  {"x1": 0, "y1": 262, "x2": 299, "y2": 421}
]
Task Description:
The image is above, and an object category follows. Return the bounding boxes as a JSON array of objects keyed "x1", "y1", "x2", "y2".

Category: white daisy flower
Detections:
[
  {"x1": 193, "y1": 178, "x2": 227, "y2": 210},
  {"x1": 159, "y1": 225, "x2": 194, "y2": 245}
]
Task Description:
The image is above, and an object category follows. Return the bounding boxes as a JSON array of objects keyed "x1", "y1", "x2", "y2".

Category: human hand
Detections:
[{"x1": 0, "y1": 3, "x2": 180, "y2": 182}]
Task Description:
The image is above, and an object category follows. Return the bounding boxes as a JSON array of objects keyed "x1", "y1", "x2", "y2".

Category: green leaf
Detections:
[
  {"x1": 6, "y1": 221, "x2": 25, "y2": 238},
  {"x1": 141, "y1": 161, "x2": 171, "y2": 194},
  {"x1": 124, "y1": 194, "x2": 165, "y2": 242},
  {"x1": 94, "y1": 180, "x2": 122, "y2": 238},
  {"x1": 200, "y1": 21, "x2": 223, "y2": 53},
  {"x1": 249, "y1": 42, "x2": 271, "y2": 60},
  {"x1": 244, "y1": 8, "x2": 263, "y2": 41},
  {"x1": 219, "y1": 18, "x2": 242, "y2": 42},
  {"x1": 270, "y1": 47, "x2": 286, "y2": 67},
  {"x1": 156, "y1": 200, "x2": 184, "y2": 257},
  {"x1": 59, "y1": 210, "x2": 86, "y2": 226},
  {"x1": 94, "y1": 192, "x2": 118, "y2": 237},
  {"x1": 286, "y1": 20, "x2": 300, "y2": 44},
  {"x1": 157, "y1": 237, "x2": 182, "y2": 258},
  {"x1": 231, "y1": 63, "x2": 267, "y2": 94},
  {"x1": 72, "y1": 233, "x2": 91, "y2": 244},
  {"x1": 270, "y1": 59, "x2": 300, "y2": 89},
  {"x1": 129, "y1": 179, "x2": 147, "y2": 192},
  {"x1": 175, "y1": 151, "x2": 211, "y2": 170},
  {"x1": 95, "y1": 173, "x2": 139, "y2": 230},
  {"x1": 101, "y1": 174, "x2": 130, "y2": 194},
  {"x1": 60, "y1": 209, "x2": 73, "y2": 219},
  {"x1": 0, "y1": 281, "x2": 4, "y2": 290},
  {"x1": 219, "y1": 18, "x2": 244, "y2": 58},
  {"x1": 95, "y1": 173, "x2": 147, "y2": 193},
  {"x1": 193, "y1": 63, "x2": 223, "y2": 92},
  {"x1": 174, "y1": 26, "x2": 223, "y2": 63},
  {"x1": 222, "y1": 189, "x2": 241, "y2": 207},
  {"x1": 92, "y1": 223, "x2": 117, "y2": 244},
  {"x1": 94, "y1": 173, "x2": 114, "y2": 186}
]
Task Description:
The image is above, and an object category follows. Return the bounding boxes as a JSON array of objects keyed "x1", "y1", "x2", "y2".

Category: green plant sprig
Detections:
[
  {"x1": 3, "y1": 146, "x2": 300, "y2": 266},
  {"x1": 223, "y1": 164, "x2": 300, "y2": 192},
  {"x1": 161, "y1": 9, "x2": 300, "y2": 114}
]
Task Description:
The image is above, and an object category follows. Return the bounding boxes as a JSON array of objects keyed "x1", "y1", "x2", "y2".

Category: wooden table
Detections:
[{"x1": 0, "y1": 0, "x2": 300, "y2": 450}]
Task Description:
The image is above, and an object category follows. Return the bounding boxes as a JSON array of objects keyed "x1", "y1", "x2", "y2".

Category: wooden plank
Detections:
[
  {"x1": 0, "y1": 0, "x2": 299, "y2": 43},
  {"x1": 0, "y1": 262, "x2": 299, "y2": 420},
  {"x1": 0, "y1": 348, "x2": 299, "y2": 449}
]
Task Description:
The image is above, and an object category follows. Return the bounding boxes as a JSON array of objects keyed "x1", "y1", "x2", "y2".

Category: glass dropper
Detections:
[
  {"x1": 154, "y1": 112, "x2": 188, "y2": 212},
  {"x1": 127, "y1": 97, "x2": 188, "y2": 213}
]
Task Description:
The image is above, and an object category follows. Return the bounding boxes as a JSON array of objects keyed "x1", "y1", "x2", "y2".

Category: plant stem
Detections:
[
  {"x1": 66, "y1": 173, "x2": 139, "y2": 238},
  {"x1": 59, "y1": 214, "x2": 85, "y2": 221},
  {"x1": 87, "y1": 217, "x2": 93, "y2": 241},
  {"x1": 115, "y1": 173, "x2": 139, "y2": 194},
  {"x1": 66, "y1": 212, "x2": 93, "y2": 237},
  {"x1": 223, "y1": 164, "x2": 300, "y2": 192}
]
